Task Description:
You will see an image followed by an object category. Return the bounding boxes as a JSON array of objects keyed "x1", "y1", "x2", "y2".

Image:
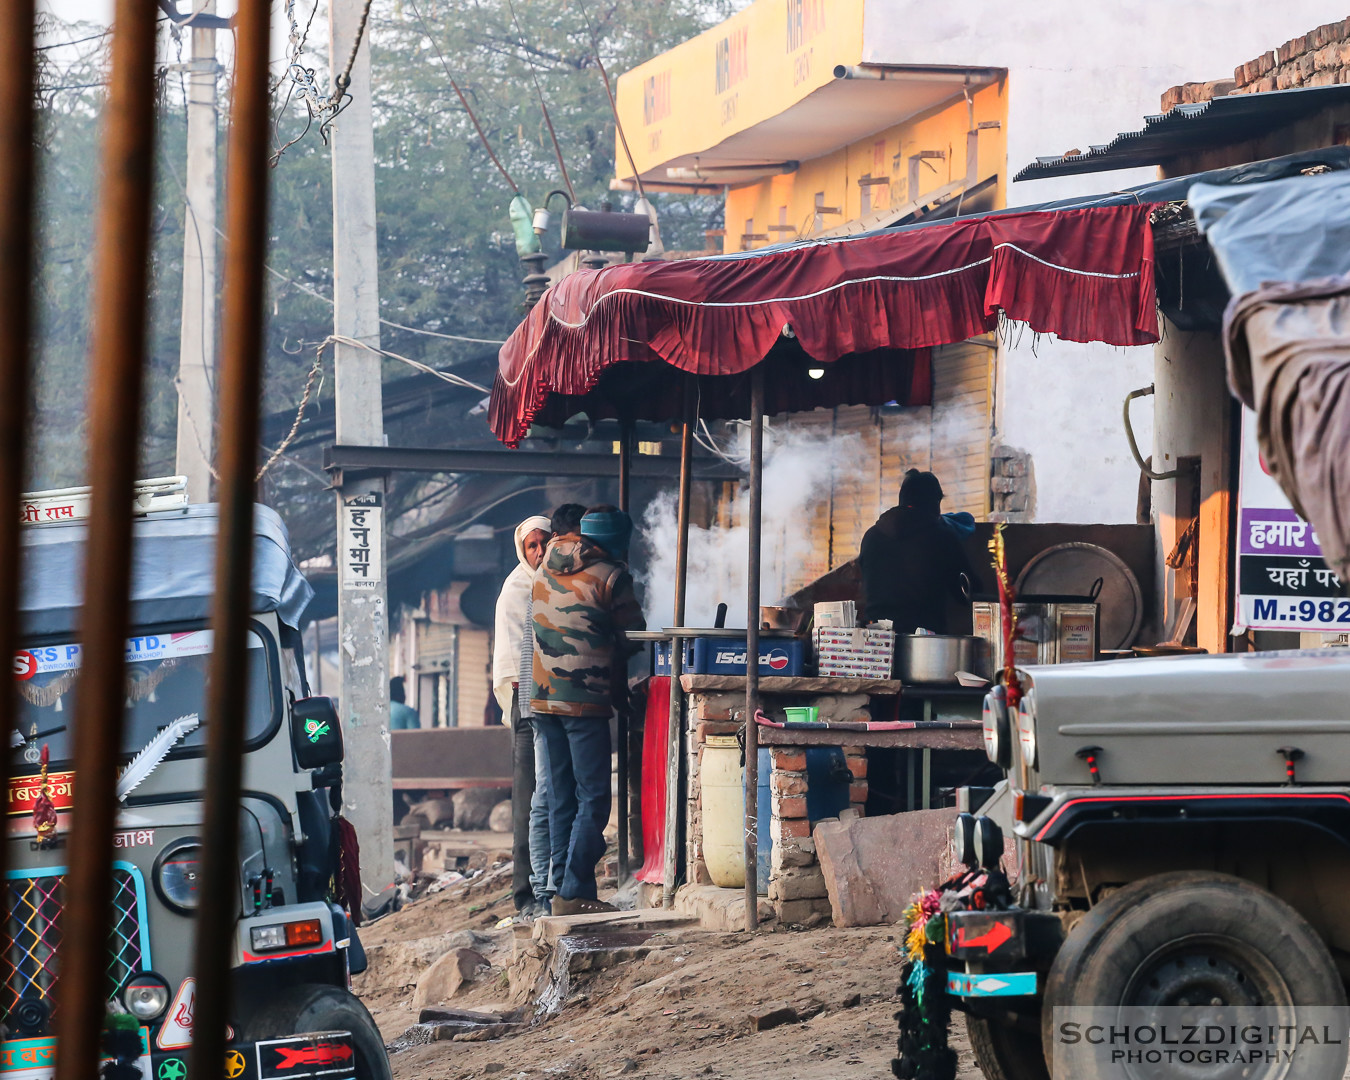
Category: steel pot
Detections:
[{"x1": 897, "y1": 634, "x2": 982, "y2": 684}]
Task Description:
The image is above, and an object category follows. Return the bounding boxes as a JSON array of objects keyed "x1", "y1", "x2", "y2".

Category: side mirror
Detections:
[{"x1": 290, "y1": 697, "x2": 344, "y2": 770}]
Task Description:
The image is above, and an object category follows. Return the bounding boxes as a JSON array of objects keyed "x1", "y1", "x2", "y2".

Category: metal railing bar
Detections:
[
  {"x1": 188, "y1": 0, "x2": 272, "y2": 1076},
  {"x1": 54, "y1": 0, "x2": 160, "y2": 1076}
]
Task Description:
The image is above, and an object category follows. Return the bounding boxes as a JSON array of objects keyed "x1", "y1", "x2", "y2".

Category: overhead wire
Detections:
[
  {"x1": 406, "y1": 0, "x2": 521, "y2": 194},
  {"x1": 572, "y1": 0, "x2": 645, "y2": 201},
  {"x1": 321, "y1": 335, "x2": 492, "y2": 393},
  {"x1": 504, "y1": 0, "x2": 575, "y2": 202}
]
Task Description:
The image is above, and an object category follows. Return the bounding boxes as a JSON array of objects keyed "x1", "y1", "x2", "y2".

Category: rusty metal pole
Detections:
[
  {"x1": 661, "y1": 382, "x2": 695, "y2": 908},
  {"x1": 188, "y1": 1, "x2": 271, "y2": 1077},
  {"x1": 617, "y1": 418, "x2": 633, "y2": 880},
  {"x1": 0, "y1": 0, "x2": 37, "y2": 914},
  {"x1": 743, "y1": 367, "x2": 764, "y2": 931},
  {"x1": 54, "y1": 2, "x2": 159, "y2": 1077}
]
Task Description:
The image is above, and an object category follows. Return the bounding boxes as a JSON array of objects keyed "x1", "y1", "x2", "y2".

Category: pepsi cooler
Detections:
[{"x1": 652, "y1": 636, "x2": 806, "y2": 676}]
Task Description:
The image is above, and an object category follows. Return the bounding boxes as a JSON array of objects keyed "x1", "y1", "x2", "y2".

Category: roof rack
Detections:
[{"x1": 20, "y1": 475, "x2": 189, "y2": 525}]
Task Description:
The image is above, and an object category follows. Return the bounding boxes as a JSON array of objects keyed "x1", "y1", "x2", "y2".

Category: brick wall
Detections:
[
  {"x1": 1161, "y1": 16, "x2": 1350, "y2": 111},
  {"x1": 685, "y1": 689, "x2": 868, "y2": 923}
]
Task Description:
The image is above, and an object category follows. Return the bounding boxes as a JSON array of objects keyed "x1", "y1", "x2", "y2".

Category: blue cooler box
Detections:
[{"x1": 653, "y1": 636, "x2": 806, "y2": 676}]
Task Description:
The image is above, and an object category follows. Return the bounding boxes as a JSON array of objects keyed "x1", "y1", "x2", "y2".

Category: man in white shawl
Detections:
[{"x1": 494, "y1": 514, "x2": 552, "y2": 917}]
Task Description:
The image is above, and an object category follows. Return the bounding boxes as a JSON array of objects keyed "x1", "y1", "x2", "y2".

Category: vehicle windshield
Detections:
[{"x1": 9, "y1": 628, "x2": 274, "y2": 776}]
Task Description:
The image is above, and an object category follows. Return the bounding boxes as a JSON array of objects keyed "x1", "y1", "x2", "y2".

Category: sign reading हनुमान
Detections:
[{"x1": 1236, "y1": 407, "x2": 1350, "y2": 633}]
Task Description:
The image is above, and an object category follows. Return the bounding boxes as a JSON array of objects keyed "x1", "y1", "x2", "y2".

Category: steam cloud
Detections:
[{"x1": 634, "y1": 425, "x2": 870, "y2": 629}]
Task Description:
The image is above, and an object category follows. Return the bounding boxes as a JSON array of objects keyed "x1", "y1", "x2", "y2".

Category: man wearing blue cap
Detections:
[{"x1": 530, "y1": 504, "x2": 645, "y2": 915}]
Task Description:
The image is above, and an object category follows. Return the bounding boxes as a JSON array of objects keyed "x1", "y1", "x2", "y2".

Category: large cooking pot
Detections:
[{"x1": 897, "y1": 634, "x2": 982, "y2": 684}]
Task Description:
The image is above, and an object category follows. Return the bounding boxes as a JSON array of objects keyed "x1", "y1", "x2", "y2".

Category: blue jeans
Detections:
[
  {"x1": 528, "y1": 720, "x2": 554, "y2": 903},
  {"x1": 534, "y1": 713, "x2": 612, "y2": 902}
]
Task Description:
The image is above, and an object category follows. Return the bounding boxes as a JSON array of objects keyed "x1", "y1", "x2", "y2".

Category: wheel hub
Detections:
[{"x1": 1131, "y1": 950, "x2": 1263, "y2": 1008}]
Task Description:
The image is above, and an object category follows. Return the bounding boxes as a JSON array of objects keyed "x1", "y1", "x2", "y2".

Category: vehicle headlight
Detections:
[
  {"x1": 153, "y1": 838, "x2": 204, "y2": 914},
  {"x1": 972, "y1": 815, "x2": 1004, "y2": 870},
  {"x1": 1016, "y1": 686, "x2": 1039, "y2": 770},
  {"x1": 982, "y1": 686, "x2": 1010, "y2": 768},
  {"x1": 953, "y1": 813, "x2": 978, "y2": 868},
  {"x1": 121, "y1": 971, "x2": 170, "y2": 1021}
]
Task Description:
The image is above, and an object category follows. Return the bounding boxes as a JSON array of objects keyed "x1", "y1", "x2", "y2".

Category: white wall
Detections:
[{"x1": 863, "y1": 0, "x2": 1345, "y2": 523}]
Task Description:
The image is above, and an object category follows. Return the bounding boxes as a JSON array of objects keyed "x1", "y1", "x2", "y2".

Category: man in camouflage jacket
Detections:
[{"x1": 530, "y1": 507, "x2": 644, "y2": 912}]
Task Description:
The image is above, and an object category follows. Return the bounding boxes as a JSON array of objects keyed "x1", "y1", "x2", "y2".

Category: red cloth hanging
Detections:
[
  {"x1": 490, "y1": 204, "x2": 1159, "y2": 446},
  {"x1": 637, "y1": 676, "x2": 671, "y2": 885}
]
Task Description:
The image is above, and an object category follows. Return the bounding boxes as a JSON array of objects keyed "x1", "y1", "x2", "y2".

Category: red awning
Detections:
[{"x1": 490, "y1": 204, "x2": 1158, "y2": 446}]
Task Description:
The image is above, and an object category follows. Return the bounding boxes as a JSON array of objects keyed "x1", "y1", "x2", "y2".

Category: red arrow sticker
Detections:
[{"x1": 956, "y1": 920, "x2": 1014, "y2": 953}]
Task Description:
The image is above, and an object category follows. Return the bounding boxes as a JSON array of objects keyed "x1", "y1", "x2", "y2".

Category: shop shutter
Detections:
[
  {"x1": 929, "y1": 340, "x2": 993, "y2": 519},
  {"x1": 456, "y1": 627, "x2": 492, "y2": 728},
  {"x1": 829, "y1": 405, "x2": 883, "y2": 570},
  {"x1": 780, "y1": 408, "x2": 835, "y2": 596}
]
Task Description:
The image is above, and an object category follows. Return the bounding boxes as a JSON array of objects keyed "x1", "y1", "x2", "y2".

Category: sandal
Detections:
[{"x1": 550, "y1": 895, "x2": 618, "y2": 916}]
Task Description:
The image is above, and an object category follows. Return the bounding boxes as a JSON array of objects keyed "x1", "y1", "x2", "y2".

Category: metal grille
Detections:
[{"x1": 2, "y1": 867, "x2": 146, "y2": 1020}]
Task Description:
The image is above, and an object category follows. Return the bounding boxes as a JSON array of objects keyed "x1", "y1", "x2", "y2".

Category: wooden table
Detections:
[{"x1": 680, "y1": 673, "x2": 905, "y2": 695}]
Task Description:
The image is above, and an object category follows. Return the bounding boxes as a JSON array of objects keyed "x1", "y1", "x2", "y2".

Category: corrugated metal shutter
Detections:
[
  {"x1": 456, "y1": 627, "x2": 492, "y2": 728},
  {"x1": 781, "y1": 409, "x2": 835, "y2": 596},
  {"x1": 829, "y1": 405, "x2": 883, "y2": 571},
  {"x1": 929, "y1": 340, "x2": 993, "y2": 519},
  {"x1": 417, "y1": 621, "x2": 457, "y2": 665}
]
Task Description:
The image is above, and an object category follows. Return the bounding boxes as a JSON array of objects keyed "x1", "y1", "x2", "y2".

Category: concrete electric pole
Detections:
[
  {"x1": 174, "y1": 2, "x2": 218, "y2": 500},
  {"x1": 328, "y1": 0, "x2": 395, "y2": 902}
]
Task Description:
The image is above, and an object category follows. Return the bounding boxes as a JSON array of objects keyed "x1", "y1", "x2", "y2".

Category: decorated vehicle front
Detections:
[{"x1": 3, "y1": 502, "x2": 386, "y2": 1080}]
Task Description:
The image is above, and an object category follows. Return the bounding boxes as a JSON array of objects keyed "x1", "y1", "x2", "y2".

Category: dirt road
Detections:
[{"x1": 353, "y1": 862, "x2": 979, "y2": 1080}]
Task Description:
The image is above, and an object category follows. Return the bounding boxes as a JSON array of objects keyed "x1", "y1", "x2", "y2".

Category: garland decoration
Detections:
[
  {"x1": 33, "y1": 744, "x2": 58, "y2": 847},
  {"x1": 988, "y1": 522, "x2": 1023, "y2": 711},
  {"x1": 892, "y1": 888, "x2": 956, "y2": 1080}
]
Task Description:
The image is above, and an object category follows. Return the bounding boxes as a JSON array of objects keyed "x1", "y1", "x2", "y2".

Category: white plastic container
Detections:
[{"x1": 700, "y1": 735, "x2": 745, "y2": 888}]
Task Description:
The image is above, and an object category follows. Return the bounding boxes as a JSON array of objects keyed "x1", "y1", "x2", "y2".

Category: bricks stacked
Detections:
[
  {"x1": 1225, "y1": 18, "x2": 1350, "y2": 98},
  {"x1": 767, "y1": 748, "x2": 831, "y2": 922},
  {"x1": 844, "y1": 745, "x2": 868, "y2": 813},
  {"x1": 990, "y1": 445, "x2": 1033, "y2": 522}
]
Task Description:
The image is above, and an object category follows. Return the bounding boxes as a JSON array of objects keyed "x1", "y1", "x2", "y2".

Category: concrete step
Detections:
[{"x1": 673, "y1": 884, "x2": 775, "y2": 932}]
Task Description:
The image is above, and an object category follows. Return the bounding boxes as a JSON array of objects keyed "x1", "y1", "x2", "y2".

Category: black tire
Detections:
[
  {"x1": 968, "y1": 1014, "x2": 1050, "y2": 1080},
  {"x1": 242, "y1": 984, "x2": 392, "y2": 1080},
  {"x1": 1041, "y1": 871, "x2": 1345, "y2": 1080}
]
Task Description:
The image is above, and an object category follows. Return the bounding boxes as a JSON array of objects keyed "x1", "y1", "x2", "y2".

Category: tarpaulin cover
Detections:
[
  {"x1": 19, "y1": 504, "x2": 314, "y2": 636},
  {"x1": 1190, "y1": 169, "x2": 1350, "y2": 296},
  {"x1": 490, "y1": 204, "x2": 1160, "y2": 446},
  {"x1": 1193, "y1": 170, "x2": 1350, "y2": 579}
]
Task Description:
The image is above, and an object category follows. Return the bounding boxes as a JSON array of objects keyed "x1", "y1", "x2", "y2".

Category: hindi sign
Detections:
[
  {"x1": 340, "y1": 493, "x2": 383, "y2": 591},
  {"x1": 1236, "y1": 407, "x2": 1350, "y2": 632}
]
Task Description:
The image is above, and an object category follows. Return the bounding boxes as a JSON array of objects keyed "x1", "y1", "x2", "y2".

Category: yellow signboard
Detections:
[{"x1": 615, "y1": 0, "x2": 866, "y2": 180}]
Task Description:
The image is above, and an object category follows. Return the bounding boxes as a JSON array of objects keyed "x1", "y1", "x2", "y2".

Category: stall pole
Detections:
[
  {"x1": 0, "y1": 0, "x2": 37, "y2": 913},
  {"x1": 53, "y1": 3, "x2": 159, "y2": 1075},
  {"x1": 617, "y1": 417, "x2": 633, "y2": 880},
  {"x1": 189, "y1": 0, "x2": 271, "y2": 1073},
  {"x1": 662, "y1": 383, "x2": 695, "y2": 908},
  {"x1": 743, "y1": 367, "x2": 765, "y2": 931}
]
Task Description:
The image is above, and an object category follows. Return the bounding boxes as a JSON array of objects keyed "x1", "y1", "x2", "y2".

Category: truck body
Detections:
[
  {"x1": 3, "y1": 501, "x2": 390, "y2": 1080},
  {"x1": 936, "y1": 649, "x2": 1350, "y2": 1080}
]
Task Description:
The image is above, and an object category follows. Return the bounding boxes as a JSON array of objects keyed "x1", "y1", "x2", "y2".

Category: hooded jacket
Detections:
[
  {"x1": 859, "y1": 506, "x2": 977, "y2": 634},
  {"x1": 531, "y1": 535, "x2": 645, "y2": 717},
  {"x1": 492, "y1": 515, "x2": 552, "y2": 715}
]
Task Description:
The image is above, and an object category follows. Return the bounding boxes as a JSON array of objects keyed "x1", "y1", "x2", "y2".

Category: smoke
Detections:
[{"x1": 634, "y1": 426, "x2": 870, "y2": 629}]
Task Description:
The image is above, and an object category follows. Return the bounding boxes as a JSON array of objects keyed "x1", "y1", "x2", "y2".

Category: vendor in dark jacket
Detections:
[{"x1": 859, "y1": 469, "x2": 978, "y2": 633}]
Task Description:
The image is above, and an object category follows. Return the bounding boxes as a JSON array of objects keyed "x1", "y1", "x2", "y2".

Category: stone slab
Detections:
[
  {"x1": 814, "y1": 808, "x2": 959, "y2": 927},
  {"x1": 532, "y1": 909, "x2": 698, "y2": 946}
]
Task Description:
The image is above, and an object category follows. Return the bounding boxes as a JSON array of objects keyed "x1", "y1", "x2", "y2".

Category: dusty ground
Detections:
[{"x1": 352, "y1": 857, "x2": 979, "y2": 1080}]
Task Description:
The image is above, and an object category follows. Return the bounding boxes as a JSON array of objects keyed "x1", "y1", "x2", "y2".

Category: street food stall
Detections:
[{"x1": 489, "y1": 198, "x2": 1162, "y2": 927}]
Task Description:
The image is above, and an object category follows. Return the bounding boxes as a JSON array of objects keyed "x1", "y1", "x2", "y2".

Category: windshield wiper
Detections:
[{"x1": 116, "y1": 712, "x2": 200, "y2": 802}]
